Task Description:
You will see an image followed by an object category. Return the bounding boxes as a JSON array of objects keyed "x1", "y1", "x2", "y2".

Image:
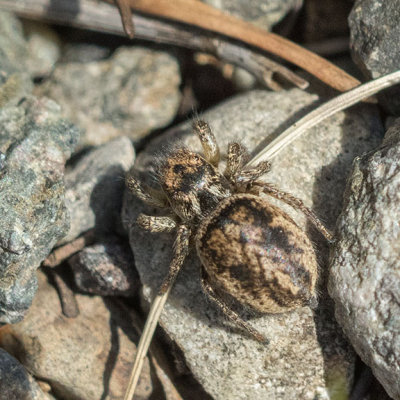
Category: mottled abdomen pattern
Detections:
[{"x1": 196, "y1": 194, "x2": 318, "y2": 313}]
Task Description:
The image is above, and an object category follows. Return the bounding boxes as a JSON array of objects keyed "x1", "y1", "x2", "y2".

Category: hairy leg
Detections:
[
  {"x1": 137, "y1": 214, "x2": 177, "y2": 233},
  {"x1": 224, "y1": 142, "x2": 249, "y2": 182},
  {"x1": 126, "y1": 173, "x2": 168, "y2": 208},
  {"x1": 159, "y1": 225, "x2": 191, "y2": 294},
  {"x1": 193, "y1": 119, "x2": 220, "y2": 167},
  {"x1": 201, "y1": 268, "x2": 267, "y2": 343},
  {"x1": 251, "y1": 181, "x2": 334, "y2": 242}
]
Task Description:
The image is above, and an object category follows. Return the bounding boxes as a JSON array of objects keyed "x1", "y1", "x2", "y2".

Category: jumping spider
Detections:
[{"x1": 126, "y1": 120, "x2": 333, "y2": 342}]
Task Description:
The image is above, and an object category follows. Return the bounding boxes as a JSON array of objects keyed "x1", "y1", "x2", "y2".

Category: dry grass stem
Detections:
[{"x1": 247, "y1": 70, "x2": 400, "y2": 166}]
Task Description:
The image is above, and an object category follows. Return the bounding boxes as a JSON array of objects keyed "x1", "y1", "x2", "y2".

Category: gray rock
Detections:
[
  {"x1": 62, "y1": 136, "x2": 135, "y2": 244},
  {"x1": 23, "y1": 21, "x2": 61, "y2": 78},
  {"x1": 0, "y1": 96, "x2": 79, "y2": 324},
  {"x1": 0, "y1": 348, "x2": 54, "y2": 400},
  {"x1": 0, "y1": 12, "x2": 33, "y2": 107},
  {"x1": 329, "y1": 119, "x2": 400, "y2": 400},
  {"x1": 201, "y1": 0, "x2": 302, "y2": 30},
  {"x1": 69, "y1": 239, "x2": 139, "y2": 296},
  {"x1": 123, "y1": 89, "x2": 383, "y2": 399},
  {"x1": 349, "y1": 0, "x2": 400, "y2": 114},
  {"x1": 39, "y1": 46, "x2": 181, "y2": 148},
  {"x1": 0, "y1": 270, "x2": 153, "y2": 400}
]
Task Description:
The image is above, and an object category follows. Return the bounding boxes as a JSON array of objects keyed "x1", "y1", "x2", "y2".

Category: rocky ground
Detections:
[{"x1": 0, "y1": 0, "x2": 399, "y2": 399}]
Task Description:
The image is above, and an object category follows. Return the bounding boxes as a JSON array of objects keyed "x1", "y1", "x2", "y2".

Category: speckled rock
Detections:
[
  {"x1": 0, "y1": 271, "x2": 153, "y2": 400},
  {"x1": 329, "y1": 119, "x2": 400, "y2": 400},
  {"x1": 69, "y1": 238, "x2": 139, "y2": 296},
  {"x1": 0, "y1": 96, "x2": 79, "y2": 324},
  {"x1": 201, "y1": 0, "x2": 302, "y2": 30},
  {"x1": 0, "y1": 12, "x2": 33, "y2": 107},
  {"x1": 349, "y1": 0, "x2": 400, "y2": 114},
  {"x1": 0, "y1": 348, "x2": 54, "y2": 400},
  {"x1": 40, "y1": 46, "x2": 181, "y2": 148},
  {"x1": 123, "y1": 89, "x2": 383, "y2": 399},
  {"x1": 61, "y1": 136, "x2": 135, "y2": 244}
]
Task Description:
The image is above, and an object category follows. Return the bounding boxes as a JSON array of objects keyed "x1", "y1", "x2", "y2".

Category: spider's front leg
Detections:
[
  {"x1": 250, "y1": 181, "x2": 334, "y2": 242},
  {"x1": 193, "y1": 120, "x2": 220, "y2": 167},
  {"x1": 200, "y1": 268, "x2": 266, "y2": 343}
]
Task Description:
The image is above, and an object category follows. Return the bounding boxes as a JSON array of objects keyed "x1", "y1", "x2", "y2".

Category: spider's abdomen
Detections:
[
  {"x1": 160, "y1": 148, "x2": 230, "y2": 222},
  {"x1": 195, "y1": 194, "x2": 318, "y2": 313}
]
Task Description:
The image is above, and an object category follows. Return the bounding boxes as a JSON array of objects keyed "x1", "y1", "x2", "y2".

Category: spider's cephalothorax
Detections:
[
  {"x1": 160, "y1": 147, "x2": 230, "y2": 223},
  {"x1": 126, "y1": 120, "x2": 333, "y2": 342}
]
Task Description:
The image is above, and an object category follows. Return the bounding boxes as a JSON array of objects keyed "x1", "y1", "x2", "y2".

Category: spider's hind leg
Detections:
[
  {"x1": 200, "y1": 268, "x2": 267, "y2": 343},
  {"x1": 193, "y1": 120, "x2": 220, "y2": 167},
  {"x1": 251, "y1": 181, "x2": 334, "y2": 243}
]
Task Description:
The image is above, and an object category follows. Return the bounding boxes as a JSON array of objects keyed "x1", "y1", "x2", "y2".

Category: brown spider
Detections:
[{"x1": 126, "y1": 120, "x2": 333, "y2": 342}]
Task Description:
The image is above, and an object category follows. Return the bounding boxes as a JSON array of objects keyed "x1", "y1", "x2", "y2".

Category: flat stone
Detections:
[
  {"x1": 39, "y1": 46, "x2": 181, "y2": 147},
  {"x1": 329, "y1": 118, "x2": 400, "y2": 400},
  {"x1": 0, "y1": 348, "x2": 54, "y2": 400},
  {"x1": 69, "y1": 238, "x2": 139, "y2": 296},
  {"x1": 349, "y1": 0, "x2": 400, "y2": 114},
  {"x1": 122, "y1": 89, "x2": 383, "y2": 399},
  {"x1": 0, "y1": 270, "x2": 153, "y2": 400},
  {"x1": 0, "y1": 96, "x2": 79, "y2": 324}
]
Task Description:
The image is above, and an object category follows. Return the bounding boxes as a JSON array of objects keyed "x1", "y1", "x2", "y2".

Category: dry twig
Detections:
[
  {"x1": 105, "y1": 0, "x2": 361, "y2": 92},
  {"x1": 0, "y1": 0, "x2": 307, "y2": 90},
  {"x1": 42, "y1": 230, "x2": 96, "y2": 268}
]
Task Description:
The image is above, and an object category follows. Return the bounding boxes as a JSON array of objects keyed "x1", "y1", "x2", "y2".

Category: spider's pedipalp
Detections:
[{"x1": 126, "y1": 173, "x2": 168, "y2": 208}]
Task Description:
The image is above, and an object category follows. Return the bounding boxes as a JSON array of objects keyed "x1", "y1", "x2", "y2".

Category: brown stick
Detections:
[
  {"x1": 0, "y1": 0, "x2": 308, "y2": 90},
  {"x1": 106, "y1": 0, "x2": 361, "y2": 92},
  {"x1": 43, "y1": 230, "x2": 96, "y2": 268},
  {"x1": 114, "y1": 0, "x2": 134, "y2": 38}
]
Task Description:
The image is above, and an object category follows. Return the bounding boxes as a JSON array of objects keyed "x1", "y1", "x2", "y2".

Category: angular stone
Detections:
[
  {"x1": 69, "y1": 238, "x2": 139, "y2": 296},
  {"x1": 0, "y1": 271, "x2": 153, "y2": 400},
  {"x1": 0, "y1": 348, "x2": 54, "y2": 400},
  {"x1": 62, "y1": 136, "x2": 135, "y2": 244},
  {"x1": 40, "y1": 46, "x2": 181, "y2": 147},
  {"x1": 123, "y1": 89, "x2": 383, "y2": 399},
  {"x1": 349, "y1": 0, "x2": 400, "y2": 114},
  {"x1": 0, "y1": 96, "x2": 79, "y2": 324},
  {"x1": 329, "y1": 119, "x2": 400, "y2": 400}
]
